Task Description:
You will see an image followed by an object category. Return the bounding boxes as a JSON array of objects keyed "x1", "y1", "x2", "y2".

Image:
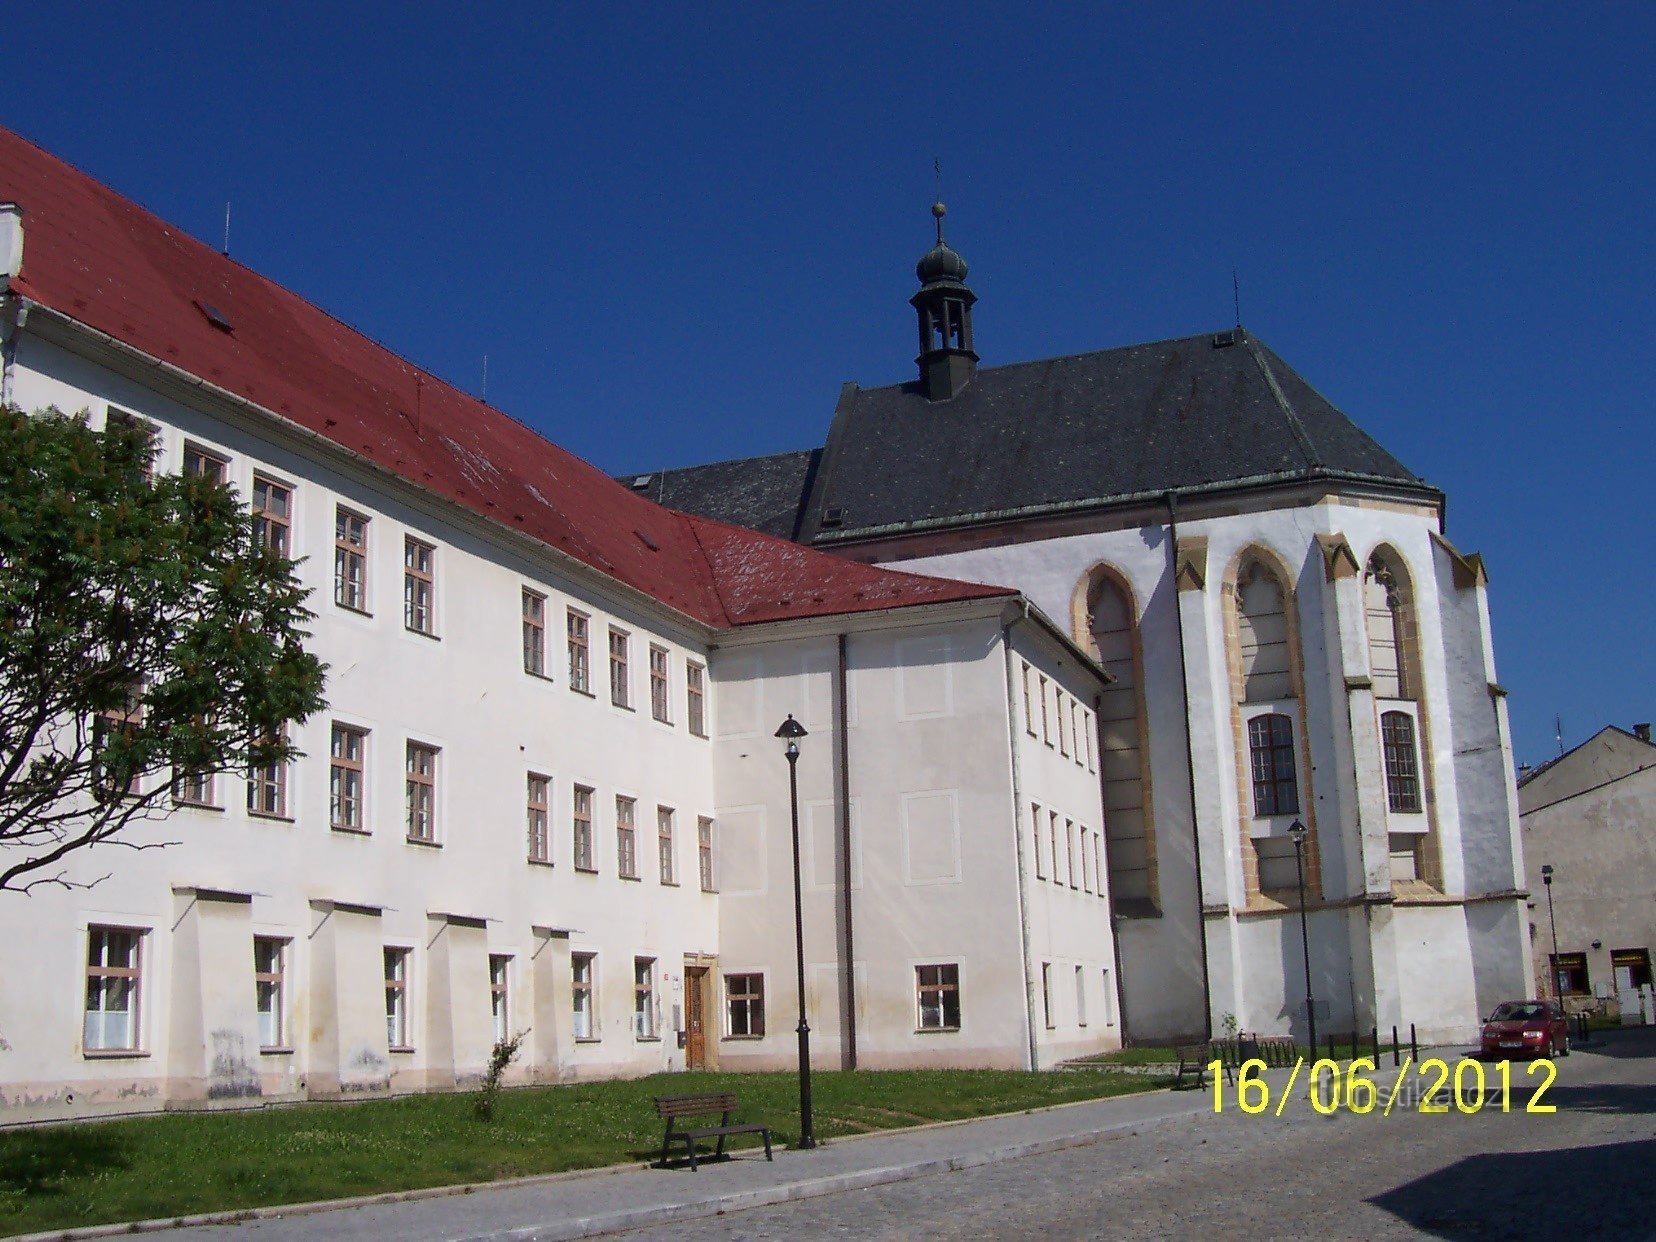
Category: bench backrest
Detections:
[{"x1": 655, "y1": 1092, "x2": 740, "y2": 1119}]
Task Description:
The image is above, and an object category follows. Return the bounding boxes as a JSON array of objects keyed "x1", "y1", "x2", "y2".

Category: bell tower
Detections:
[{"x1": 910, "y1": 202, "x2": 977, "y2": 400}]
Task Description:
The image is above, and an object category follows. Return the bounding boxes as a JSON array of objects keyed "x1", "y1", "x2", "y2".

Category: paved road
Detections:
[{"x1": 618, "y1": 1030, "x2": 1656, "y2": 1241}]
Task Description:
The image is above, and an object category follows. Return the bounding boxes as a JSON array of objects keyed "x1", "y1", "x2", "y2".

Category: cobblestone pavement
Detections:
[{"x1": 617, "y1": 1031, "x2": 1656, "y2": 1240}]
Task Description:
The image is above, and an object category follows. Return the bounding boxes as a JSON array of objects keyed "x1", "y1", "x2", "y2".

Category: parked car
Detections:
[{"x1": 1480, "y1": 1000, "x2": 1570, "y2": 1060}]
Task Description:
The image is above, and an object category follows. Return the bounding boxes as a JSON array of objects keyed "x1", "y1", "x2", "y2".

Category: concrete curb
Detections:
[{"x1": 7, "y1": 1085, "x2": 1204, "y2": 1242}]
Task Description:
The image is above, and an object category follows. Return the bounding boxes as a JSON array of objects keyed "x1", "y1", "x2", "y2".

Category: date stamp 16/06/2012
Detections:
[{"x1": 1209, "y1": 1056, "x2": 1558, "y2": 1117}]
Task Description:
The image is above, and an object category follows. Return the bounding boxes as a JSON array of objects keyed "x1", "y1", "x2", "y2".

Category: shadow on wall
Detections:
[{"x1": 1369, "y1": 1136, "x2": 1656, "y2": 1239}]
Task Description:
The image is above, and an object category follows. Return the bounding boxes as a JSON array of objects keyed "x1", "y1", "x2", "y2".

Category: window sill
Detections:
[
  {"x1": 174, "y1": 800, "x2": 225, "y2": 813},
  {"x1": 83, "y1": 1048, "x2": 149, "y2": 1060},
  {"x1": 635, "y1": 1036, "x2": 662, "y2": 1043},
  {"x1": 689, "y1": 729, "x2": 709, "y2": 741},
  {"x1": 914, "y1": 1027, "x2": 960, "y2": 1035},
  {"x1": 700, "y1": 886, "x2": 718, "y2": 895},
  {"x1": 260, "y1": 1046, "x2": 295, "y2": 1056},
  {"x1": 406, "y1": 836, "x2": 442, "y2": 849},
  {"x1": 660, "y1": 879, "x2": 680, "y2": 888},
  {"x1": 335, "y1": 602, "x2": 372, "y2": 618},
  {"x1": 524, "y1": 670, "x2": 556, "y2": 684},
  {"x1": 652, "y1": 714, "x2": 674, "y2": 727},
  {"x1": 389, "y1": 1045, "x2": 416, "y2": 1055},
  {"x1": 722, "y1": 1034, "x2": 765, "y2": 1041},
  {"x1": 527, "y1": 857, "x2": 555, "y2": 869},
  {"x1": 612, "y1": 701, "x2": 635, "y2": 713},
  {"x1": 619, "y1": 874, "x2": 641, "y2": 883},
  {"x1": 332, "y1": 824, "x2": 371, "y2": 836},
  {"x1": 247, "y1": 810, "x2": 295, "y2": 823},
  {"x1": 404, "y1": 627, "x2": 441, "y2": 641},
  {"x1": 574, "y1": 1036, "x2": 602, "y2": 1044},
  {"x1": 569, "y1": 685, "x2": 596, "y2": 699},
  {"x1": 574, "y1": 865, "x2": 599, "y2": 875}
]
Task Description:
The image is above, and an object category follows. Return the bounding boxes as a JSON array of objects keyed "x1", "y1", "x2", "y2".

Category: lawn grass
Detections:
[
  {"x1": 1068, "y1": 1045, "x2": 1181, "y2": 1066},
  {"x1": 0, "y1": 1068, "x2": 1168, "y2": 1237}
]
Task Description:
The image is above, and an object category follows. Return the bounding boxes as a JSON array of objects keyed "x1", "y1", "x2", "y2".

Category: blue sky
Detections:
[{"x1": 7, "y1": 4, "x2": 1652, "y2": 766}]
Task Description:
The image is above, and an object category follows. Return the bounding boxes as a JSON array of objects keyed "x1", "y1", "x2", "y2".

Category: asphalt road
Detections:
[{"x1": 618, "y1": 1028, "x2": 1656, "y2": 1241}]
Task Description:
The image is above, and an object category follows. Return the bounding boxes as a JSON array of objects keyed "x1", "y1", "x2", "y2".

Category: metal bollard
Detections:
[
  {"x1": 1392, "y1": 1025, "x2": 1400, "y2": 1067},
  {"x1": 1410, "y1": 1022, "x2": 1418, "y2": 1060}
]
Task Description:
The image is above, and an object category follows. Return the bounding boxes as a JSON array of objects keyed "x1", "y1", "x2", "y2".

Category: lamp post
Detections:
[
  {"x1": 1289, "y1": 819, "x2": 1317, "y2": 1052},
  {"x1": 774, "y1": 713, "x2": 815, "y2": 1150},
  {"x1": 1541, "y1": 864, "x2": 1559, "y2": 1000}
]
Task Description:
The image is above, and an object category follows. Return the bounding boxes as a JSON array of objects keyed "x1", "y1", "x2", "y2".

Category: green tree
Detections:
[{"x1": 0, "y1": 406, "x2": 327, "y2": 894}]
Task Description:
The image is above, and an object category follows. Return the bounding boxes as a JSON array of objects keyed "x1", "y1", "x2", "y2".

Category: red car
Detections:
[{"x1": 1480, "y1": 1000, "x2": 1570, "y2": 1060}]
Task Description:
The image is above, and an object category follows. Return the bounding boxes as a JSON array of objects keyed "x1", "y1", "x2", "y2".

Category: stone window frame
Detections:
[
  {"x1": 521, "y1": 588, "x2": 547, "y2": 677},
  {"x1": 526, "y1": 772, "x2": 552, "y2": 863},
  {"x1": 254, "y1": 935, "x2": 289, "y2": 1051},
  {"x1": 84, "y1": 925, "x2": 146, "y2": 1056},
  {"x1": 402, "y1": 536, "x2": 436, "y2": 636},
  {"x1": 328, "y1": 722, "x2": 369, "y2": 833},
  {"x1": 724, "y1": 971, "x2": 765, "y2": 1038},
  {"x1": 916, "y1": 962, "x2": 961, "y2": 1032},
  {"x1": 334, "y1": 507, "x2": 370, "y2": 614}
]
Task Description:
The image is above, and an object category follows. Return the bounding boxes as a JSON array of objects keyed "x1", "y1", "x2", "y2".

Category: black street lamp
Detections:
[
  {"x1": 1541, "y1": 864, "x2": 1559, "y2": 1000},
  {"x1": 774, "y1": 713, "x2": 815, "y2": 1150},
  {"x1": 1289, "y1": 819, "x2": 1317, "y2": 1052}
]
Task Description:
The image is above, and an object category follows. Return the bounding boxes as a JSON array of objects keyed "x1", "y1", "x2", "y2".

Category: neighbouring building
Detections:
[
  {"x1": 635, "y1": 202, "x2": 1533, "y2": 1045},
  {"x1": 0, "y1": 127, "x2": 1122, "y2": 1124},
  {"x1": 1519, "y1": 724, "x2": 1656, "y2": 1020}
]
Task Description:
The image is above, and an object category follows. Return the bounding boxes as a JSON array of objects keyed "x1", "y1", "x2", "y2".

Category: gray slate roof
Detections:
[{"x1": 626, "y1": 330, "x2": 1433, "y2": 545}]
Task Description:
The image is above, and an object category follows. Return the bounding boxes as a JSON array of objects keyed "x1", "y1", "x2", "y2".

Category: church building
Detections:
[{"x1": 633, "y1": 202, "x2": 1534, "y2": 1045}]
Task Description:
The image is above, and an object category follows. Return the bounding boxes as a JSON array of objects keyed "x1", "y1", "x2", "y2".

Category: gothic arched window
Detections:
[
  {"x1": 1381, "y1": 710, "x2": 1422, "y2": 813},
  {"x1": 1247, "y1": 712, "x2": 1299, "y2": 817}
]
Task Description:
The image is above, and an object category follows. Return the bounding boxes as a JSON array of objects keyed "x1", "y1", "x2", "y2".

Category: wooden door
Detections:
[{"x1": 685, "y1": 967, "x2": 708, "y2": 1069}]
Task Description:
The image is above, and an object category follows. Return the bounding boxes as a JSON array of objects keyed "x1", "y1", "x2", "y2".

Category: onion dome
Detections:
[{"x1": 916, "y1": 201, "x2": 968, "y2": 284}]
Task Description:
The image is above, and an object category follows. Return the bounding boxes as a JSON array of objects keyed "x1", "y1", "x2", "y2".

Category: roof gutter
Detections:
[{"x1": 1001, "y1": 600, "x2": 1041, "y2": 1071}]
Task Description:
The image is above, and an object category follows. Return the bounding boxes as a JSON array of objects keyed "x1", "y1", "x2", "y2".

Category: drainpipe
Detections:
[
  {"x1": 1167, "y1": 490, "x2": 1215, "y2": 1039},
  {"x1": 1001, "y1": 604, "x2": 1041, "y2": 1071},
  {"x1": 835, "y1": 632, "x2": 858, "y2": 1070}
]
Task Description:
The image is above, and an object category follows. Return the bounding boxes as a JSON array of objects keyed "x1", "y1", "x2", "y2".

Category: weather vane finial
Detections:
[{"x1": 932, "y1": 157, "x2": 946, "y2": 244}]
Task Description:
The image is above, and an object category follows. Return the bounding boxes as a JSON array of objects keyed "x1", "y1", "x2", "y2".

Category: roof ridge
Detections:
[
  {"x1": 623, "y1": 445, "x2": 820, "y2": 479},
  {"x1": 854, "y1": 329, "x2": 1229, "y2": 395},
  {"x1": 1244, "y1": 335, "x2": 1322, "y2": 471}
]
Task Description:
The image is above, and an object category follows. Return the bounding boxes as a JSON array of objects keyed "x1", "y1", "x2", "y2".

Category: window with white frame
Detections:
[
  {"x1": 246, "y1": 726, "x2": 288, "y2": 818},
  {"x1": 1040, "y1": 962, "x2": 1054, "y2": 1029},
  {"x1": 1381, "y1": 710, "x2": 1423, "y2": 814},
  {"x1": 334, "y1": 508, "x2": 369, "y2": 612},
  {"x1": 1049, "y1": 810, "x2": 1061, "y2": 885},
  {"x1": 633, "y1": 957, "x2": 656, "y2": 1038},
  {"x1": 522, "y1": 589, "x2": 546, "y2": 676},
  {"x1": 686, "y1": 662, "x2": 707, "y2": 736},
  {"x1": 1247, "y1": 712, "x2": 1299, "y2": 817},
  {"x1": 1066, "y1": 819, "x2": 1078, "y2": 888},
  {"x1": 254, "y1": 936, "x2": 288, "y2": 1049},
  {"x1": 1057, "y1": 689, "x2": 1069, "y2": 755},
  {"x1": 1093, "y1": 831, "x2": 1103, "y2": 898},
  {"x1": 1039, "y1": 675, "x2": 1051, "y2": 744},
  {"x1": 567, "y1": 610, "x2": 591, "y2": 693},
  {"x1": 725, "y1": 972, "x2": 764, "y2": 1037},
  {"x1": 251, "y1": 475, "x2": 292, "y2": 556},
  {"x1": 384, "y1": 947, "x2": 411, "y2": 1049},
  {"x1": 608, "y1": 628, "x2": 630, "y2": 707},
  {"x1": 84, "y1": 926, "x2": 144, "y2": 1052},
  {"x1": 649, "y1": 645, "x2": 671, "y2": 722},
  {"x1": 403, "y1": 536, "x2": 435, "y2": 634},
  {"x1": 1075, "y1": 964, "x2": 1087, "y2": 1027},
  {"x1": 917, "y1": 963, "x2": 960, "y2": 1031},
  {"x1": 657, "y1": 806, "x2": 676, "y2": 885},
  {"x1": 698, "y1": 815, "x2": 716, "y2": 892},
  {"x1": 1022, "y1": 661, "x2": 1035, "y2": 735},
  {"x1": 571, "y1": 952, "x2": 596, "y2": 1039},
  {"x1": 183, "y1": 442, "x2": 228, "y2": 484},
  {"x1": 1032, "y1": 802, "x2": 1046, "y2": 879},
  {"x1": 405, "y1": 741, "x2": 438, "y2": 843},
  {"x1": 1080, "y1": 822, "x2": 1092, "y2": 893},
  {"x1": 616, "y1": 796, "x2": 638, "y2": 878},
  {"x1": 527, "y1": 773, "x2": 551, "y2": 862},
  {"x1": 573, "y1": 785, "x2": 595, "y2": 871},
  {"x1": 489, "y1": 954, "x2": 511, "y2": 1045},
  {"x1": 173, "y1": 764, "x2": 215, "y2": 809},
  {"x1": 329, "y1": 724, "x2": 367, "y2": 832},
  {"x1": 93, "y1": 683, "x2": 143, "y2": 801}
]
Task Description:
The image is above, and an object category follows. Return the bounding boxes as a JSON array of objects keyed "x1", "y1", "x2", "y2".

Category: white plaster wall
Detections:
[{"x1": 1, "y1": 339, "x2": 722, "y2": 1120}]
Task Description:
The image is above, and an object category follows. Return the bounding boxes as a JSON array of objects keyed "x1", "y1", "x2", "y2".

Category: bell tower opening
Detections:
[{"x1": 910, "y1": 201, "x2": 978, "y2": 400}]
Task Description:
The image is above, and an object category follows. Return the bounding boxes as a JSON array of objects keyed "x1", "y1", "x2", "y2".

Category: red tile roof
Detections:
[{"x1": 0, "y1": 125, "x2": 1012, "y2": 629}]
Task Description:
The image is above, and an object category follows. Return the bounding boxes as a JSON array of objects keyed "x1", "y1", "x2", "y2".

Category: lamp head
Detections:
[
  {"x1": 1288, "y1": 819, "x2": 1307, "y2": 847},
  {"x1": 774, "y1": 714, "x2": 808, "y2": 740},
  {"x1": 1541, "y1": 864, "x2": 1553, "y2": 885}
]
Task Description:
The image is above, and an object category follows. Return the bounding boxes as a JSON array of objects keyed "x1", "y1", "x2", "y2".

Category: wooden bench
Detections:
[
  {"x1": 1173, "y1": 1043, "x2": 1211, "y2": 1089},
  {"x1": 654, "y1": 1092, "x2": 774, "y2": 1171}
]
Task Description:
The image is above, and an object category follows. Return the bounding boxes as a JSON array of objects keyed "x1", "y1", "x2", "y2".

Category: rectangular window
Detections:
[
  {"x1": 649, "y1": 645, "x2": 671, "y2": 722},
  {"x1": 633, "y1": 957, "x2": 656, "y2": 1039},
  {"x1": 93, "y1": 684, "x2": 143, "y2": 801},
  {"x1": 251, "y1": 475, "x2": 292, "y2": 556},
  {"x1": 1032, "y1": 802, "x2": 1046, "y2": 879},
  {"x1": 1093, "y1": 832, "x2": 1103, "y2": 899},
  {"x1": 84, "y1": 927, "x2": 143, "y2": 1052},
  {"x1": 405, "y1": 741, "x2": 438, "y2": 843},
  {"x1": 329, "y1": 724, "x2": 367, "y2": 832},
  {"x1": 1381, "y1": 710, "x2": 1423, "y2": 813},
  {"x1": 1057, "y1": 689, "x2": 1069, "y2": 756},
  {"x1": 917, "y1": 963, "x2": 961, "y2": 1031},
  {"x1": 616, "y1": 796, "x2": 637, "y2": 878},
  {"x1": 1553, "y1": 952, "x2": 1590, "y2": 998},
  {"x1": 1084, "y1": 710, "x2": 1095, "y2": 773},
  {"x1": 1040, "y1": 675, "x2": 1051, "y2": 745},
  {"x1": 403, "y1": 536, "x2": 435, "y2": 634},
  {"x1": 522, "y1": 589, "x2": 546, "y2": 676},
  {"x1": 609, "y1": 628, "x2": 630, "y2": 708},
  {"x1": 567, "y1": 610, "x2": 591, "y2": 693},
  {"x1": 1022, "y1": 661, "x2": 1036, "y2": 735},
  {"x1": 1079, "y1": 821, "x2": 1092, "y2": 893},
  {"x1": 173, "y1": 767, "x2": 216, "y2": 808},
  {"x1": 1049, "y1": 810, "x2": 1061, "y2": 886},
  {"x1": 687, "y1": 662, "x2": 707, "y2": 736},
  {"x1": 1075, "y1": 964, "x2": 1087, "y2": 1027},
  {"x1": 526, "y1": 773, "x2": 551, "y2": 862},
  {"x1": 725, "y1": 973, "x2": 765, "y2": 1037},
  {"x1": 698, "y1": 816, "x2": 716, "y2": 892},
  {"x1": 384, "y1": 947, "x2": 410, "y2": 1049},
  {"x1": 657, "y1": 806, "x2": 676, "y2": 885},
  {"x1": 254, "y1": 937, "x2": 288, "y2": 1050},
  {"x1": 334, "y1": 508, "x2": 369, "y2": 612},
  {"x1": 1066, "y1": 819, "x2": 1078, "y2": 889},
  {"x1": 489, "y1": 954, "x2": 511, "y2": 1045},
  {"x1": 1103, "y1": 969, "x2": 1115, "y2": 1025},
  {"x1": 1248, "y1": 712, "x2": 1300, "y2": 817},
  {"x1": 246, "y1": 727, "x2": 288, "y2": 818},
  {"x1": 183, "y1": 442, "x2": 228, "y2": 484},
  {"x1": 572, "y1": 952, "x2": 596, "y2": 1039},
  {"x1": 1072, "y1": 701, "x2": 1083, "y2": 765},
  {"x1": 573, "y1": 785, "x2": 595, "y2": 870},
  {"x1": 1041, "y1": 962, "x2": 1054, "y2": 1029}
]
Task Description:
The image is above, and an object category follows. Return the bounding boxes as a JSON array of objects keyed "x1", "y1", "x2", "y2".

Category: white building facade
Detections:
[{"x1": 0, "y1": 130, "x2": 1119, "y2": 1124}]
